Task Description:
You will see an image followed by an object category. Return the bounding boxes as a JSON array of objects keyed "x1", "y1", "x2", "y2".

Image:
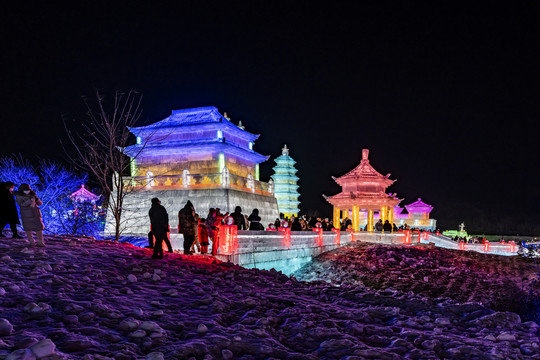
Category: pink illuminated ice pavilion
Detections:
[{"x1": 324, "y1": 149, "x2": 401, "y2": 232}]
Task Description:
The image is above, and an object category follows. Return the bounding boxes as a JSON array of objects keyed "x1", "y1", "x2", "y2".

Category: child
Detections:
[
  {"x1": 198, "y1": 217, "x2": 209, "y2": 254},
  {"x1": 191, "y1": 213, "x2": 201, "y2": 253}
]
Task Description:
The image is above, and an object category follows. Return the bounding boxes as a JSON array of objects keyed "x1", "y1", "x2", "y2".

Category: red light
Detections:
[
  {"x1": 332, "y1": 228, "x2": 340, "y2": 245},
  {"x1": 218, "y1": 225, "x2": 238, "y2": 254},
  {"x1": 278, "y1": 227, "x2": 291, "y2": 248},
  {"x1": 312, "y1": 228, "x2": 323, "y2": 246},
  {"x1": 459, "y1": 241, "x2": 465, "y2": 250},
  {"x1": 346, "y1": 229, "x2": 354, "y2": 242},
  {"x1": 404, "y1": 230, "x2": 412, "y2": 244},
  {"x1": 484, "y1": 241, "x2": 490, "y2": 252}
]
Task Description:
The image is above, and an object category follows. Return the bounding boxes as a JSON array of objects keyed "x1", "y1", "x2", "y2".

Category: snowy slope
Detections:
[{"x1": 0, "y1": 237, "x2": 538, "y2": 359}]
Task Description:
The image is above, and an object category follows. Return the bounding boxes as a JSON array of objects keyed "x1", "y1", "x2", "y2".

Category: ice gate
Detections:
[{"x1": 165, "y1": 227, "x2": 519, "y2": 275}]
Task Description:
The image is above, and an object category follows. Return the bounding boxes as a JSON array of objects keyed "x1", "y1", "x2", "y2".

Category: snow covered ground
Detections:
[
  {"x1": 0, "y1": 236, "x2": 539, "y2": 359},
  {"x1": 293, "y1": 243, "x2": 539, "y2": 317}
]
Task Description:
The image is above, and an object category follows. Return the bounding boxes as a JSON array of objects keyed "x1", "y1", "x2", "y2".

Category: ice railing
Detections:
[
  {"x1": 215, "y1": 227, "x2": 350, "y2": 255},
  {"x1": 422, "y1": 233, "x2": 518, "y2": 256},
  {"x1": 125, "y1": 173, "x2": 273, "y2": 196},
  {"x1": 213, "y1": 227, "x2": 519, "y2": 257}
]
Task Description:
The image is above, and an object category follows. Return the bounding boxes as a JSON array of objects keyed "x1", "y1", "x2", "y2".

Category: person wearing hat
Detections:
[
  {"x1": 148, "y1": 197, "x2": 170, "y2": 259},
  {"x1": 14, "y1": 183, "x2": 45, "y2": 246},
  {"x1": 0, "y1": 181, "x2": 22, "y2": 238}
]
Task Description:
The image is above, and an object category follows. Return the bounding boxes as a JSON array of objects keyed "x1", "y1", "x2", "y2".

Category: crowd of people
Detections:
[
  {"x1": 0, "y1": 181, "x2": 45, "y2": 246},
  {"x1": 148, "y1": 198, "x2": 443, "y2": 260},
  {"x1": 1, "y1": 181, "x2": 440, "y2": 258},
  {"x1": 147, "y1": 199, "x2": 268, "y2": 259}
]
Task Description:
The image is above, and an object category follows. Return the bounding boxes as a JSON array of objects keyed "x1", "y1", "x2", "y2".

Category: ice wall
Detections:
[{"x1": 105, "y1": 188, "x2": 279, "y2": 235}]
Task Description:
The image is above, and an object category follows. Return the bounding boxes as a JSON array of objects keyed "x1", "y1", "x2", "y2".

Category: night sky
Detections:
[{"x1": 1, "y1": 2, "x2": 539, "y2": 234}]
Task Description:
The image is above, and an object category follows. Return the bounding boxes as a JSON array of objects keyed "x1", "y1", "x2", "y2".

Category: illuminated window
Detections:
[{"x1": 217, "y1": 130, "x2": 223, "y2": 139}]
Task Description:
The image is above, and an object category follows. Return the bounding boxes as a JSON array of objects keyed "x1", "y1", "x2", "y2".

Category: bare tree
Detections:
[{"x1": 64, "y1": 89, "x2": 147, "y2": 241}]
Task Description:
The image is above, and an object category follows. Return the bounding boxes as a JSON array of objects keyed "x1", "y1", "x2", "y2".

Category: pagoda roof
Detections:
[
  {"x1": 124, "y1": 106, "x2": 269, "y2": 164},
  {"x1": 125, "y1": 138, "x2": 269, "y2": 164},
  {"x1": 393, "y1": 205, "x2": 405, "y2": 215},
  {"x1": 334, "y1": 149, "x2": 395, "y2": 187},
  {"x1": 405, "y1": 198, "x2": 433, "y2": 213},
  {"x1": 129, "y1": 106, "x2": 260, "y2": 142},
  {"x1": 70, "y1": 184, "x2": 100, "y2": 202},
  {"x1": 324, "y1": 191, "x2": 401, "y2": 209},
  {"x1": 274, "y1": 155, "x2": 296, "y2": 165}
]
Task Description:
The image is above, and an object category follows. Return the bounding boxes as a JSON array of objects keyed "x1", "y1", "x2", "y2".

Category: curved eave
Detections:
[
  {"x1": 130, "y1": 121, "x2": 260, "y2": 143},
  {"x1": 405, "y1": 205, "x2": 434, "y2": 213},
  {"x1": 324, "y1": 192, "x2": 401, "y2": 207},
  {"x1": 274, "y1": 155, "x2": 297, "y2": 165},
  {"x1": 271, "y1": 174, "x2": 300, "y2": 181},
  {"x1": 335, "y1": 176, "x2": 395, "y2": 188},
  {"x1": 129, "y1": 106, "x2": 222, "y2": 131},
  {"x1": 124, "y1": 140, "x2": 269, "y2": 164}
]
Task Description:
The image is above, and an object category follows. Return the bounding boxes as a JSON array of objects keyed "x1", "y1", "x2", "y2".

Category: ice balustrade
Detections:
[
  {"x1": 125, "y1": 173, "x2": 273, "y2": 195},
  {"x1": 214, "y1": 227, "x2": 349, "y2": 255},
  {"x1": 213, "y1": 227, "x2": 519, "y2": 257}
]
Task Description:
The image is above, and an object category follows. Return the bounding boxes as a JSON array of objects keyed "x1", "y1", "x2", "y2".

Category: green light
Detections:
[
  {"x1": 255, "y1": 164, "x2": 259, "y2": 180},
  {"x1": 218, "y1": 153, "x2": 225, "y2": 171},
  {"x1": 130, "y1": 158, "x2": 137, "y2": 177}
]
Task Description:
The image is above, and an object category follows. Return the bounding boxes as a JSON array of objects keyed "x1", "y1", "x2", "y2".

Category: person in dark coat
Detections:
[
  {"x1": 383, "y1": 220, "x2": 392, "y2": 232},
  {"x1": 178, "y1": 200, "x2": 196, "y2": 255},
  {"x1": 375, "y1": 219, "x2": 384, "y2": 232},
  {"x1": 0, "y1": 181, "x2": 22, "y2": 238},
  {"x1": 146, "y1": 230, "x2": 154, "y2": 249},
  {"x1": 290, "y1": 216, "x2": 302, "y2": 231},
  {"x1": 147, "y1": 228, "x2": 173, "y2": 252},
  {"x1": 148, "y1": 198, "x2": 169, "y2": 259},
  {"x1": 231, "y1": 206, "x2": 246, "y2": 230},
  {"x1": 15, "y1": 183, "x2": 45, "y2": 246},
  {"x1": 321, "y1": 218, "x2": 329, "y2": 231},
  {"x1": 248, "y1": 209, "x2": 263, "y2": 230}
]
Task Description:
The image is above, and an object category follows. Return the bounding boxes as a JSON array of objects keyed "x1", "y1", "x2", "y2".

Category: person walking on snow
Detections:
[
  {"x1": 14, "y1": 183, "x2": 45, "y2": 246},
  {"x1": 148, "y1": 197, "x2": 169, "y2": 259},
  {"x1": 0, "y1": 181, "x2": 22, "y2": 238},
  {"x1": 178, "y1": 200, "x2": 196, "y2": 255},
  {"x1": 205, "y1": 208, "x2": 216, "y2": 246}
]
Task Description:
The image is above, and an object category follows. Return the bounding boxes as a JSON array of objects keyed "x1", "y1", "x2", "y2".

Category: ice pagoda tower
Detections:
[
  {"x1": 271, "y1": 145, "x2": 300, "y2": 218},
  {"x1": 105, "y1": 106, "x2": 279, "y2": 234}
]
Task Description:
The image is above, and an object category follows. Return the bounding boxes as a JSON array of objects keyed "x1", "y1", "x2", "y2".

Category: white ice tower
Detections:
[{"x1": 271, "y1": 145, "x2": 300, "y2": 218}]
